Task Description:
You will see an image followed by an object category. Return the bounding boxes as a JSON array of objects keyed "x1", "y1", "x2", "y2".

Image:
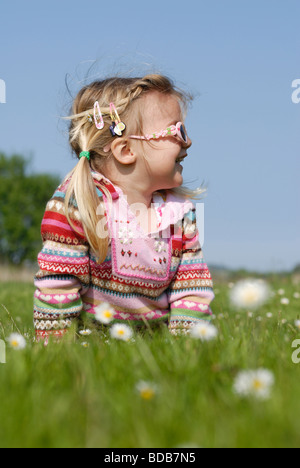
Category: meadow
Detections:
[{"x1": 0, "y1": 271, "x2": 299, "y2": 448}]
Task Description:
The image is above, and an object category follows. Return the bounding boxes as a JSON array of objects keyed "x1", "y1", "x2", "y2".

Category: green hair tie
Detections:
[{"x1": 79, "y1": 151, "x2": 90, "y2": 161}]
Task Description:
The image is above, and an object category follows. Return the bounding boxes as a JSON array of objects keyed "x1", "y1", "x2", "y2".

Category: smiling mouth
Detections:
[{"x1": 176, "y1": 154, "x2": 187, "y2": 163}]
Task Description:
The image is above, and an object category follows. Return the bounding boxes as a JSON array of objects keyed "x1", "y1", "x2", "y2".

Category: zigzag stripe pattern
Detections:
[
  {"x1": 120, "y1": 263, "x2": 167, "y2": 276},
  {"x1": 38, "y1": 260, "x2": 89, "y2": 276},
  {"x1": 38, "y1": 253, "x2": 89, "y2": 265},
  {"x1": 174, "y1": 269, "x2": 212, "y2": 280}
]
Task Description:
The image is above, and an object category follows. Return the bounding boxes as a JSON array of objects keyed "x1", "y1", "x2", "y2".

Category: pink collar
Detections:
[
  {"x1": 91, "y1": 170, "x2": 194, "y2": 234},
  {"x1": 91, "y1": 171, "x2": 119, "y2": 200}
]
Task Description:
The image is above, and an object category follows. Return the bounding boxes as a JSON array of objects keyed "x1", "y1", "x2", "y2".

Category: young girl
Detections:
[{"x1": 33, "y1": 74, "x2": 214, "y2": 340}]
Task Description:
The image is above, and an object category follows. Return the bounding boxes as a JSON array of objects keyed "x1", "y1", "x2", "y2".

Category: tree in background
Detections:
[{"x1": 0, "y1": 153, "x2": 61, "y2": 264}]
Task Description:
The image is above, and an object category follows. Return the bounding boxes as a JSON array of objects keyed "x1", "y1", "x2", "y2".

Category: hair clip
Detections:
[
  {"x1": 109, "y1": 102, "x2": 126, "y2": 137},
  {"x1": 94, "y1": 101, "x2": 104, "y2": 130}
]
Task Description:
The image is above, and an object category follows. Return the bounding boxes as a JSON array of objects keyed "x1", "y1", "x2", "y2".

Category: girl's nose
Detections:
[{"x1": 184, "y1": 136, "x2": 192, "y2": 149}]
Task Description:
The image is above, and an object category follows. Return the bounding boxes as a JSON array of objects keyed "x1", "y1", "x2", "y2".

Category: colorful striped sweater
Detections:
[{"x1": 34, "y1": 170, "x2": 214, "y2": 339}]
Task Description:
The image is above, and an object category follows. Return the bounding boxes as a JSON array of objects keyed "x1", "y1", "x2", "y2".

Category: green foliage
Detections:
[
  {"x1": 0, "y1": 274, "x2": 300, "y2": 448},
  {"x1": 0, "y1": 153, "x2": 60, "y2": 264}
]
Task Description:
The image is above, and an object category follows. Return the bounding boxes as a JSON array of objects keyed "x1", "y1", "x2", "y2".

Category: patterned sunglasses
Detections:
[{"x1": 129, "y1": 122, "x2": 188, "y2": 144}]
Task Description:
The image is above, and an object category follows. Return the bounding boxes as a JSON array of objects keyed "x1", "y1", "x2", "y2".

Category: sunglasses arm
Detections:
[{"x1": 129, "y1": 125, "x2": 178, "y2": 141}]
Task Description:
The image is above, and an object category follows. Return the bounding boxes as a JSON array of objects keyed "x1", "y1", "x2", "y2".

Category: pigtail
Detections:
[{"x1": 64, "y1": 155, "x2": 109, "y2": 264}]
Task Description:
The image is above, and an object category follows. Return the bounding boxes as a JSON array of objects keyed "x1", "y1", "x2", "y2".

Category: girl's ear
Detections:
[{"x1": 110, "y1": 138, "x2": 136, "y2": 165}]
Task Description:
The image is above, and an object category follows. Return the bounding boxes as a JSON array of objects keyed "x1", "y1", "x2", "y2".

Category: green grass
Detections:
[{"x1": 0, "y1": 275, "x2": 300, "y2": 448}]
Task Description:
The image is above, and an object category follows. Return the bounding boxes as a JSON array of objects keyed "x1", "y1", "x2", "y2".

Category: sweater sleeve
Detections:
[
  {"x1": 167, "y1": 205, "x2": 214, "y2": 335},
  {"x1": 33, "y1": 184, "x2": 90, "y2": 341}
]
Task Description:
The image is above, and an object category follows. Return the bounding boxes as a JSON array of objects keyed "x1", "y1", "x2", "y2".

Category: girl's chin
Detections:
[
  {"x1": 151, "y1": 171, "x2": 183, "y2": 191},
  {"x1": 172, "y1": 172, "x2": 183, "y2": 187}
]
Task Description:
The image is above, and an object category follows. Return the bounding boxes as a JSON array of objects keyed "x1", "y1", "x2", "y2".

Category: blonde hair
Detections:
[{"x1": 64, "y1": 74, "x2": 204, "y2": 263}]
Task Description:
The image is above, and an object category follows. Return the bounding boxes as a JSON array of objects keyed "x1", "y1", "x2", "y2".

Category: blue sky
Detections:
[{"x1": 1, "y1": 0, "x2": 299, "y2": 272}]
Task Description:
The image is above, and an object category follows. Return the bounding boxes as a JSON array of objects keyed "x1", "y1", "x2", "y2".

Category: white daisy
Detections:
[
  {"x1": 294, "y1": 320, "x2": 300, "y2": 330},
  {"x1": 135, "y1": 381, "x2": 157, "y2": 400},
  {"x1": 79, "y1": 329, "x2": 92, "y2": 336},
  {"x1": 293, "y1": 292, "x2": 300, "y2": 299},
  {"x1": 7, "y1": 333, "x2": 26, "y2": 350},
  {"x1": 189, "y1": 322, "x2": 218, "y2": 341},
  {"x1": 233, "y1": 368, "x2": 275, "y2": 400},
  {"x1": 95, "y1": 302, "x2": 116, "y2": 324},
  {"x1": 229, "y1": 279, "x2": 271, "y2": 310},
  {"x1": 280, "y1": 298, "x2": 290, "y2": 305},
  {"x1": 109, "y1": 323, "x2": 133, "y2": 341}
]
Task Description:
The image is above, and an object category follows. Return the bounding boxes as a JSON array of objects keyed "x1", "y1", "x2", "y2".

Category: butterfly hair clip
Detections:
[{"x1": 109, "y1": 102, "x2": 126, "y2": 137}]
